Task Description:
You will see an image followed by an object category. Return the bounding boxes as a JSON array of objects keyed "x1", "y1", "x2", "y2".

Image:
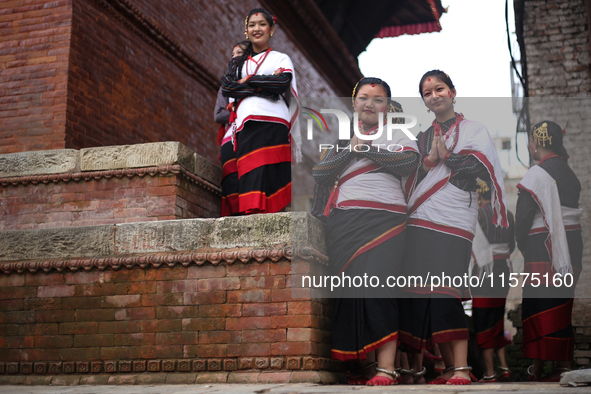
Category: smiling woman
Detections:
[
  {"x1": 311, "y1": 77, "x2": 420, "y2": 386},
  {"x1": 398, "y1": 70, "x2": 508, "y2": 386},
  {"x1": 221, "y1": 8, "x2": 299, "y2": 215}
]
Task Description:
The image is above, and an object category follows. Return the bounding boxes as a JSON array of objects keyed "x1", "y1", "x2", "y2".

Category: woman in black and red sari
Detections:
[
  {"x1": 471, "y1": 180, "x2": 514, "y2": 382},
  {"x1": 312, "y1": 77, "x2": 420, "y2": 386},
  {"x1": 516, "y1": 121, "x2": 582, "y2": 381},
  {"x1": 221, "y1": 8, "x2": 300, "y2": 214},
  {"x1": 399, "y1": 70, "x2": 508, "y2": 386},
  {"x1": 214, "y1": 41, "x2": 249, "y2": 216}
]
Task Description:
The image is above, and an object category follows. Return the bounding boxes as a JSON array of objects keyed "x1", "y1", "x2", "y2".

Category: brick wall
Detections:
[
  {"x1": 0, "y1": 170, "x2": 219, "y2": 231},
  {"x1": 0, "y1": 213, "x2": 336, "y2": 381},
  {"x1": 0, "y1": 261, "x2": 332, "y2": 375},
  {"x1": 0, "y1": 142, "x2": 222, "y2": 229},
  {"x1": 522, "y1": 0, "x2": 591, "y2": 326},
  {"x1": 0, "y1": 0, "x2": 72, "y2": 154},
  {"x1": 2, "y1": 0, "x2": 341, "y2": 164}
]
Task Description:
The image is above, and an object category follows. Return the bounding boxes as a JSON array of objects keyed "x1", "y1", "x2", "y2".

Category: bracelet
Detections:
[{"x1": 423, "y1": 156, "x2": 439, "y2": 168}]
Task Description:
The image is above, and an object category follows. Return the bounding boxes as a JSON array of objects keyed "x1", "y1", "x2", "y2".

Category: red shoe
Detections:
[
  {"x1": 498, "y1": 366, "x2": 511, "y2": 381},
  {"x1": 366, "y1": 367, "x2": 399, "y2": 386},
  {"x1": 446, "y1": 366, "x2": 472, "y2": 385},
  {"x1": 447, "y1": 375, "x2": 472, "y2": 385},
  {"x1": 427, "y1": 376, "x2": 448, "y2": 385}
]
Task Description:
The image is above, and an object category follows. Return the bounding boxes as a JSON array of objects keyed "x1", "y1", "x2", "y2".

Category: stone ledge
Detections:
[
  {"x1": 0, "y1": 149, "x2": 79, "y2": 178},
  {"x1": 0, "y1": 371, "x2": 346, "y2": 385},
  {"x1": 0, "y1": 212, "x2": 327, "y2": 273},
  {"x1": 0, "y1": 225, "x2": 114, "y2": 262},
  {"x1": 80, "y1": 142, "x2": 195, "y2": 172},
  {"x1": 0, "y1": 142, "x2": 221, "y2": 186}
]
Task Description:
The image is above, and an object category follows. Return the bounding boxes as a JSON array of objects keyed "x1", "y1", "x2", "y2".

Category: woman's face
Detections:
[
  {"x1": 232, "y1": 46, "x2": 244, "y2": 58},
  {"x1": 247, "y1": 13, "x2": 273, "y2": 49},
  {"x1": 354, "y1": 84, "x2": 388, "y2": 129},
  {"x1": 421, "y1": 77, "x2": 455, "y2": 116}
]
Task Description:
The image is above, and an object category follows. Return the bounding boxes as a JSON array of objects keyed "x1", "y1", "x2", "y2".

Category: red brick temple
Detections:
[{"x1": 0, "y1": 0, "x2": 445, "y2": 384}]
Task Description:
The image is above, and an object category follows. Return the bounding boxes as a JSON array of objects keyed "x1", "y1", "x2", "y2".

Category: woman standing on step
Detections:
[
  {"x1": 516, "y1": 121, "x2": 582, "y2": 382},
  {"x1": 312, "y1": 77, "x2": 420, "y2": 386},
  {"x1": 214, "y1": 40, "x2": 249, "y2": 217},
  {"x1": 221, "y1": 8, "x2": 300, "y2": 215},
  {"x1": 399, "y1": 70, "x2": 508, "y2": 386}
]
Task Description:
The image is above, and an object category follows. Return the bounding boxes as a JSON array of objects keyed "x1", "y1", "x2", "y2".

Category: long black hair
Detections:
[
  {"x1": 531, "y1": 120, "x2": 569, "y2": 161},
  {"x1": 238, "y1": 8, "x2": 275, "y2": 67},
  {"x1": 418, "y1": 70, "x2": 455, "y2": 97}
]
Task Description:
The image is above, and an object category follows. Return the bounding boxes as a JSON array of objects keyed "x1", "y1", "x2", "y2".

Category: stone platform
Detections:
[
  {"x1": 0, "y1": 212, "x2": 337, "y2": 382},
  {"x1": 0, "y1": 142, "x2": 222, "y2": 230},
  {"x1": 0, "y1": 381, "x2": 589, "y2": 393}
]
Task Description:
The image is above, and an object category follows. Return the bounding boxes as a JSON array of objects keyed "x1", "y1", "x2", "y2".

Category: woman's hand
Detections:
[
  {"x1": 436, "y1": 135, "x2": 449, "y2": 161},
  {"x1": 428, "y1": 132, "x2": 440, "y2": 163},
  {"x1": 238, "y1": 75, "x2": 251, "y2": 84}
]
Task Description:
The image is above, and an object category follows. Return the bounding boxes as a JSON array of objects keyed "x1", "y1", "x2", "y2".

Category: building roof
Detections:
[
  {"x1": 314, "y1": 0, "x2": 446, "y2": 57},
  {"x1": 261, "y1": 0, "x2": 445, "y2": 96}
]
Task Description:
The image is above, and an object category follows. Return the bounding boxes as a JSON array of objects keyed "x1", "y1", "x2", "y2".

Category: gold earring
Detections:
[
  {"x1": 452, "y1": 98, "x2": 456, "y2": 104},
  {"x1": 427, "y1": 109, "x2": 430, "y2": 113},
  {"x1": 270, "y1": 33, "x2": 273, "y2": 37}
]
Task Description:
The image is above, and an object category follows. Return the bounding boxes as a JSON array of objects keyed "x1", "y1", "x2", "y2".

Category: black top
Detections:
[
  {"x1": 310, "y1": 133, "x2": 420, "y2": 219},
  {"x1": 479, "y1": 202, "x2": 515, "y2": 252}
]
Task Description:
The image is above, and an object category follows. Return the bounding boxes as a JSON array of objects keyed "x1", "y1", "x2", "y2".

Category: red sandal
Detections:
[
  {"x1": 366, "y1": 367, "x2": 399, "y2": 386},
  {"x1": 498, "y1": 366, "x2": 511, "y2": 381},
  {"x1": 427, "y1": 365, "x2": 454, "y2": 385},
  {"x1": 446, "y1": 366, "x2": 472, "y2": 385}
]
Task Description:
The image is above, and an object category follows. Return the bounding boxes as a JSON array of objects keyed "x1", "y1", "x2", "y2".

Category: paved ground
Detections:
[{"x1": 1, "y1": 382, "x2": 591, "y2": 394}]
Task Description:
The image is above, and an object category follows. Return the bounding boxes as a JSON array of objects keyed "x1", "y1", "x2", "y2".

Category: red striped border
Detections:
[
  {"x1": 331, "y1": 331, "x2": 398, "y2": 361},
  {"x1": 238, "y1": 182, "x2": 291, "y2": 214},
  {"x1": 236, "y1": 144, "x2": 291, "y2": 176},
  {"x1": 473, "y1": 297, "x2": 506, "y2": 308},
  {"x1": 517, "y1": 183, "x2": 554, "y2": 260},
  {"x1": 220, "y1": 193, "x2": 239, "y2": 217},
  {"x1": 523, "y1": 299, "x2": 573, "y2": 344},
  {"x1": 339, "y1": 221, "x2": 406, "y2": 274},
  {"x1": 407, "y1": 218, "x2": 474, "y2": 242},
  {"x1": 566, "y1": 224, "x2": 582, "y2": 231},
  {"x1": 222, "y1": 158, "x2": 237, "y2": 180},
  {"x1": 476, "y1": 319, "x2": 507, "y2": 349},
  {"x1": 408, "y1": 176, "x2": 449, "y2": 216}
]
